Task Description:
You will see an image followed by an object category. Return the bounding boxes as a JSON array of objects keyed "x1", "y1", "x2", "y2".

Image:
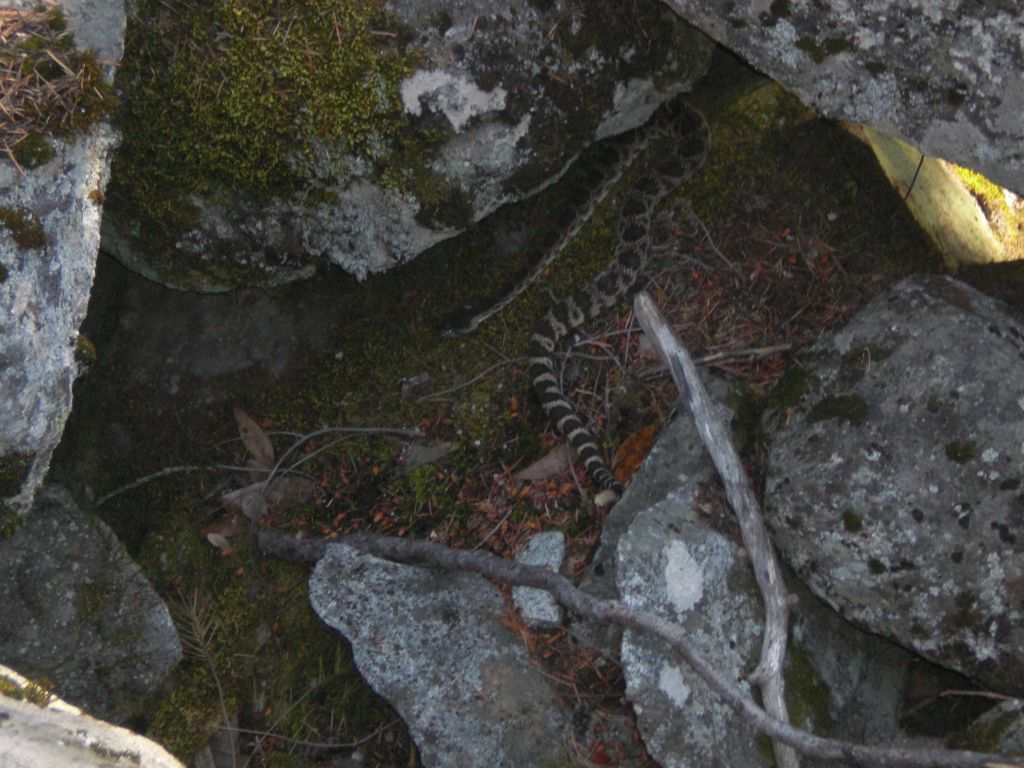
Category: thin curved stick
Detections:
[
  {"x1": 259, "y1": 531, "x2": 1022, "y2": 768},
  {"x1": 633, "y1": 290, "x2": 797, "y2": 768}
]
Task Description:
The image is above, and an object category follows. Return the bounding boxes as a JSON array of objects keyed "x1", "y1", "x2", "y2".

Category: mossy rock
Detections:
[{"x1": 103, "y1": 0, "x2": 710, "y2": 290}]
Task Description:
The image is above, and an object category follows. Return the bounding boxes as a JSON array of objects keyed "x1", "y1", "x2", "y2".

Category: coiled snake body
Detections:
[
  {"x1": 529, "y1": 102, "x2": 708, "y2": 497},
  {"x1": 447, "y1": 101, "x2": 709, "y2": 499}
]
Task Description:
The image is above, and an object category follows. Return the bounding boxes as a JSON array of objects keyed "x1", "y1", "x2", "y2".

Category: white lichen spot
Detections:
[
  {"x1": 400, "y1": 69, "x2": 506, "y2": 132},
  {"x1": 664, "y1": 540, "x2": 704, "y2": 614},
  {"x1": 855, "y1": 27, "x2": 885, "y2": 49},
  {"x1": 982, "y1": 448, "x2": 999, "y2": 463},
  {"x1": 928, "y1": 484, "x2": 939, "y2": 494},
  {"x1": 596, "y1": 79, "x2": 659, "y2": 140},
  {"x1": 658, "y1": 663, "x2": 691, "y2": 709},
  {"x1": 1016, "y1": 395, "x2": 1024, "y2": 413}
]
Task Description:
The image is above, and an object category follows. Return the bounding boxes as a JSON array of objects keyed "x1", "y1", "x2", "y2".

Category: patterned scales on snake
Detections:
[
  {"x1": 528, "y1": 101, "x2": 708, "y2": 498},
  {"x1": 443, "y1": 100, "x2": 709, "y2": 498}
]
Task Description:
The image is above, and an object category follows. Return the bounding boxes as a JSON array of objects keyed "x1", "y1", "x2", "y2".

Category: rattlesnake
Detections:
[{"x1": 447, "y1": 100, "x2": 709, "y2": 498}]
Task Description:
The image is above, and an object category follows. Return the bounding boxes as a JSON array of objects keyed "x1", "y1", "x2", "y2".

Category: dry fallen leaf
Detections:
[
  {"x1": 202, "y1": 505, "x2": 251, "y2": 555},
  {"x1": 221, "y1": 483, "x2": 267, "y2": 522},
  {"x1": 514, "y1": 443, "x2": 572, "y2": 482},
  {"x1": 399, "y1": 441, "x2": 456, "y2": 475},
  {"x1": 265, "y1": 475, "x2": 316, "y2": 510},
  {"x1": 222, "y1": 476, "x2": 315, "y2": 521},
  {"x1": 203, "y1": 510, "x2": 244, "y2": 550},
  {"x1": 612, "y1": 424, "x2": 658, "y2": 486},
  {"x1": 636, "y1": 331, "x2": 659, "y2": 360},
  {"x1": 233, "y1": 406, "x2": 274, "y2": 470},
  {"x1": 205, "y1": 532, "x2": 233, "y2": 552}
]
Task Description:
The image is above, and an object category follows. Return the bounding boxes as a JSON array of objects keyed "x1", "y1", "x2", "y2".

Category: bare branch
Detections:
[
  {"x1": 633, "y1": 290, "x2": 798, "y2": 768},
  {"x1": 258, "y1": 530, "x2": 1022, "y2": 768}
]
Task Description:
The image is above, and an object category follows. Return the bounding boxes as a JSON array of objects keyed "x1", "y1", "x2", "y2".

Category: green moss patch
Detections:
[
  {"x1": 0, "y1": 452, "x2": 33, "y2": 500},
  {"x1": 954, "y1": 164, "x2": 1024, "y2": 263},
  {"x1": 0, "y1": 5, "x2": 116, "y2": 163},
  {"x1": 111, "y1": 0, "x2": 416, "y2": 221},
  {"x1": 0, "y1": 674, "x2": 54, "y2": 707},
  {"x1": 841, "y1": 508, "x2": 863, "y2": 533},
  {"x1": 807, "y1": 394, "x2": 869, "y2": 427},
  {"x1": 944, "y1": 439, "x2": 976, "y2": 464},
  {"x1": 0, "y1": 206, "x2": 46, "y2": 249}
]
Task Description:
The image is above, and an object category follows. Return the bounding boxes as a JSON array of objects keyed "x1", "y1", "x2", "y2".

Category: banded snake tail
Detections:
[
  {"x1": 441, "y1": 98, "x2": 709, "y2": 500},
  {"x1": 527, "y1": 101, "x2": 709, "y2": 499}
]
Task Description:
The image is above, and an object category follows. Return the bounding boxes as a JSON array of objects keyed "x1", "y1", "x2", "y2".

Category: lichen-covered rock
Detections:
[
  {"x1": 764, "y1": 275, "x2": 1024, "y2": 696},
  {"x1": 0, "y1": 486, "x2": 181, "y2": 722},
  {"x1": 574, "y1": 374, "x2": 735, "y2": 654},
  {"x1": 511, "y1": 530, "x2": 565, "y2": 629},
  {"x1": 0, "y1": 664, "x2": 184, "y2": 768},
  {"x1": 0, "y1": 0, "x2": 123, "y2": 513},
  {"x1": 619, "y1": 503, "x2": 769, "y2": 767},
  {"x1": 954, "y1": 699, "x2": 1024, "y2": 758},
  {"x1": 103, "y1": 0, "x2": 711, "y2": 290},
  {"x1": 309, "y1": 542, "x2": 572, "y2": 768},
  {"x1": 613, "y1": 403, "x2": 911, "y2": 768},
  {"x1": 661, "y1": 1, "x2": 1024, "y2": 197}
]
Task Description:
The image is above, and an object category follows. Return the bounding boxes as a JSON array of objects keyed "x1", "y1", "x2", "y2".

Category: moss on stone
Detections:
[
  {"x1": 948, "y1": 702, "x2": 1023, "y2": 752},
  {"x1": 111, "y1": 0, "x2": 417, "y2": 217},
  {"x1": 12, "y1": 133, "x2": 53, "y2": 168},
  {"x1": 74, "y1": 580, "x2": 107, "y2": 624},
  {"x1": 795, "y1": 35, "x2": 855, "y2": 64},
  {"x1": 953, "y1": 164, "x2": 1024, "y2": 263},
  {"x1": 767, "y1": 364, "x2": 810, "y2": 409},
  {"x1": 0, "y1": 507, "x2": 18, "y2": 539},
  {"x1": 1, "y1": 7, "x2": 116, "y2": 149},
  {"x1": 944, "y1": 439, "x2": 976, "y2": 464},
  {"x1": 784, "y1": 644, "x2": 834, "y2": 735},
  {"x1": 74, "y1": 332, "x2": 98, "y2": 369},
  {"x1": 0, "y1": 453, "x2": 33, "y2": 501},
  {"x1": 807, "y1": 394, "x2": 868, "y2": 427},
  {"x1": 759, "y1": 0, "x2": 791, "y2": 26},
  {"x1": 0, "y1": 206, "x2": 46, "y2": 249},
  {"x1": 956, "y1": 166, "x2": 1009, "y2": 218},
  {"x1": 841, "y1": 508, "x2": 863, "y2": 533},
  {"x1": 0, "y1": 674, "x2": 54, "y2": 707}
]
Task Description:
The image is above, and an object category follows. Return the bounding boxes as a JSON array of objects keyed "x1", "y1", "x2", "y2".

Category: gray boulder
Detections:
[
  {"x1": 0, "y1": 0, "x2": 124, "y2": 513},
  {"x1": 575, "y1": 374, "x2": 736, "y2": 654},
  {"x1": 102, "y1": 0, "x2": 711, "y2": 290},
  {"x1": 511, "y1": 531, "x2": 565, "y2": 630},
  {"x1": 955, "y1": 699, "x2": 1024, "y2": 757},
  {"x1": 618, "y1": 501, "x2": 768, "y2": 767},
  {"x1": 662, "y1": 1, "x2": 1024, "y2": 197},
  {"x1": 610, "y1": 401, "x2": 911, "y2": 768},
  {"x1": 0, "y1": 664, "x2": 184, "y2": 768},
  {"x1": 308, "y1": 542, "x2": 572, "y2": 768},
  {"x1": 764, "y1": 275, "x2": 1024, "y2": 696},
  {"x1": 0, "y1": 486, "x2": 181, "y2": 722}
]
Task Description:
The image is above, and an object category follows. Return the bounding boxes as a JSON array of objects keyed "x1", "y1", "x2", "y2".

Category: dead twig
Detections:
[
  {"x1": 633, "y1": 290, "x2": 798, "y2": 768},
  {"x1": 95, "y1": 424, "x2": 419, "y2": 507},
  {"x1": 417, "y1": 357, "x2": 528, "y2": 403},
  {"x1": 258, "y1": 530, "x2": 1022, "y2": 768},
  {"x1": 95, "y1": 465, "x2": 210, "y2": 506}
]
